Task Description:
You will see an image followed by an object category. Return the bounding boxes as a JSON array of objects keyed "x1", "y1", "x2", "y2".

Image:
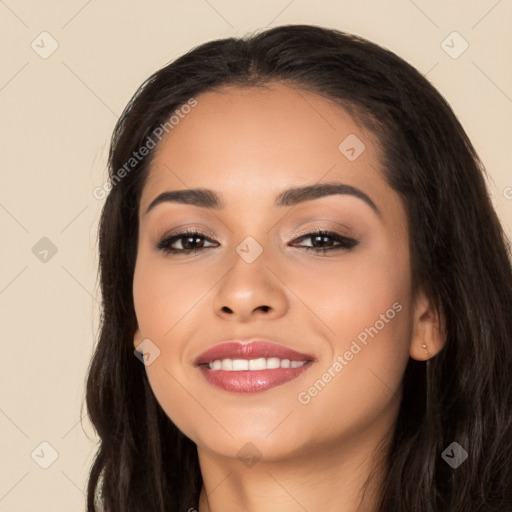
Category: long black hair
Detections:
[{"x1": 85, "y1": 24, "x2": 512, "y2": 511}]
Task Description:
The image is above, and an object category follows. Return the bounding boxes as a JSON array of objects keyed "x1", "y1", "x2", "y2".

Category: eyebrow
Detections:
[{"x1": 145, "y1": 182, "x2": 380, "y2": 216}]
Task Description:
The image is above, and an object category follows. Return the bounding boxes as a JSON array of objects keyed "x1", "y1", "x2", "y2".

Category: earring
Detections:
[{"x1": 421, "y1": 343, "x2": 429, "y2": 355}]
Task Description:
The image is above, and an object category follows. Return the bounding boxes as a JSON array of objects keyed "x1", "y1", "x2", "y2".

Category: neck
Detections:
[{"x1": 196, "y1": 425, "x2": 391, "y2": 512}]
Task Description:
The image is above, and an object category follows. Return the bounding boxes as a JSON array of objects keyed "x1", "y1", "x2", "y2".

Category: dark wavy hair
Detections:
[{"x1": 84, "y1": 24, "x2": 512, "y2": 511}]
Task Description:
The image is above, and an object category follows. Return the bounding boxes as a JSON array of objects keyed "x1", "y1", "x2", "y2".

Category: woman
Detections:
[{"x1": 86, "y1": 24, "x2": 512, "y2": 511}]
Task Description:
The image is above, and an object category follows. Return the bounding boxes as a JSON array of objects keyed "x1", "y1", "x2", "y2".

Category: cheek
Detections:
[
  {"x1": 293, "y1": 243, "x2": 413, "y2": 436},
  {"x1": 132, "y1": 251, "x2": 211, "y2": 340},
  {"x1": 297, "y1": 309, "x2": 412, "y2": 444},
  {"x1": 132, "y1": 252, "x2": 213, "y2": 437},
  {"x1": 291, "y1": 238, "x2": 411, "y2": 349}
]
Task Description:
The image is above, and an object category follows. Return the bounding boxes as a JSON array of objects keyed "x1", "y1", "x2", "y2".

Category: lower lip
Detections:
[{"x1": 198, "y1": 363, "x2": 313, "y2": 393}]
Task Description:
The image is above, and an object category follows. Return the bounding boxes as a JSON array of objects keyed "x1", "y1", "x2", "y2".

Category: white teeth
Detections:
[
  {"x1": 267, "y1": 357, "x2": 281, "y2": 369},
  {"x1": 232, "y1": 359, "x2": 249, "y2": 371},
  {"x1": 208, "y1": 358, "x2": 307, "y2": 371},
  {"x1": 210, "y1": 360, "x2": 222, "y2": 370},
  {"x1": 249, "y1": 358, "x2": 267, "y2": 370},
  {"x1": 221, "y1": 359, "x2": 233, "y2": 370}
]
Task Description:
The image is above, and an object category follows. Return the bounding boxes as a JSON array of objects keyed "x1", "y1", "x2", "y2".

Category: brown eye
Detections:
[
  {"x1": 157, "y1": 230, "x2": 218, "y2": 254},
  {"x1": 291, "y1": 230, "x2": 358, "y2": 255}
]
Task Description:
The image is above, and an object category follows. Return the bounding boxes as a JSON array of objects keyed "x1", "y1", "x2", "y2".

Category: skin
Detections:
[{"x1": 132, "y1": 82, "x2": 445, "y2": 512}]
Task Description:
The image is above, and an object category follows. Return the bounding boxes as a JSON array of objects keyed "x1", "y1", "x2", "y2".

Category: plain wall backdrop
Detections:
[{"x1": 0, "y1": 1, "x2": 511, "y2": 510}]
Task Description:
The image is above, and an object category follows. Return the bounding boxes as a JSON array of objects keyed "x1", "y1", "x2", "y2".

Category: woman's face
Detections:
[{"x1": 132, "y1": 83, "x2": 425, "y2": 464}]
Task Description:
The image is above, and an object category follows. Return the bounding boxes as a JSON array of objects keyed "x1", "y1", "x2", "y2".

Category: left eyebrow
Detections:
[
  {"x1": 145, "y1": 182, "x2": 380, "y2": 217},
  {"x1": 275, "y1": 182, "x2": 380, "y2": 216}
]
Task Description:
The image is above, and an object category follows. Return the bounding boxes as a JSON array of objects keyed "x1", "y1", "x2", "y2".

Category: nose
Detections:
[{"x1": 212, "y1": 253, "x2": 289, "y2": 323}]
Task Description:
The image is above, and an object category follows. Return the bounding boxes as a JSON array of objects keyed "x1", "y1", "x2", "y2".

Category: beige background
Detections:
[{"x1": 0, "y1": 1, "x2": 510, "y2": 510}]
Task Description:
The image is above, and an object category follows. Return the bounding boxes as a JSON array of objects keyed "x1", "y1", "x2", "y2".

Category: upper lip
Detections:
[{"x1": 194, "y1": 338, "x2": 316, "y2": 365}]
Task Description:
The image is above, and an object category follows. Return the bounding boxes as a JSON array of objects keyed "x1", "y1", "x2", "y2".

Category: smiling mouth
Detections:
[{"x1": 194, "y1": 340, "x2": 315, "y2": 393}]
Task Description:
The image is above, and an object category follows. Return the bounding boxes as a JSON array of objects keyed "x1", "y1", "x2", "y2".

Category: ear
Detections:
[{"x1": 409, "y1": 289, "x2": 446, "y2": 361}]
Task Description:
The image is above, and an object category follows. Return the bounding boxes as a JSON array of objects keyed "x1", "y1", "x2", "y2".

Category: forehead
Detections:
[{"x1": 140, "y1": 83, "x2": 390, "y2": 213}]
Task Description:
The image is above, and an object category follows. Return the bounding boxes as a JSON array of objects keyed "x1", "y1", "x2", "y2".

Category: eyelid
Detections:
[
  {"x1": 157, "y1": 220, "x2": 358, "y2": 245},
  {"x1": 156, "y1": 224, "x2": 217, "y2": 242},
  {"x1": 286, "y1": 221, "x2": 356, "y2": 241}
]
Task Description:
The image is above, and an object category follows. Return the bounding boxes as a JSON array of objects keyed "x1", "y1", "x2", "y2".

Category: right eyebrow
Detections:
[{"x1": 146, "y1": 189, "x2": 221, "y2": 214}]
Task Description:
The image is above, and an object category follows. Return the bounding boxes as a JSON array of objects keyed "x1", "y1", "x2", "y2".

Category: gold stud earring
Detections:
[{"x1": 421, "y1": 343, "x2": 429, "y2": 354}]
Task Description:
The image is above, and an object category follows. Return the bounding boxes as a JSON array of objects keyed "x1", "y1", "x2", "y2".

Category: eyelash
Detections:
[{"x1": 156, "y1": 228, "x2": 358, "y2": 255}]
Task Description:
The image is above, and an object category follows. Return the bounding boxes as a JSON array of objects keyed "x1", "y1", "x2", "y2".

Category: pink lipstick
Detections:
[{"x1": 194, "y1": 340, "x2": 315, "y2": 393}]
